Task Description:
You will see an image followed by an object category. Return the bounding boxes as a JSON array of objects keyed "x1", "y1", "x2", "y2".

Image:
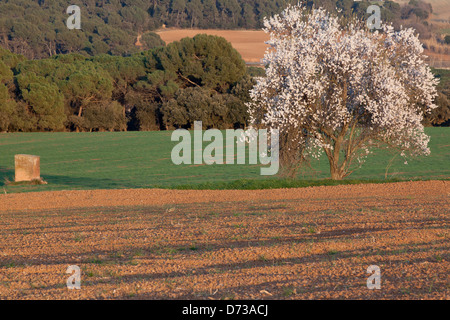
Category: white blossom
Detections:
[{"x1": 247, "y1": 5, "x2": 438, "y2": 179}]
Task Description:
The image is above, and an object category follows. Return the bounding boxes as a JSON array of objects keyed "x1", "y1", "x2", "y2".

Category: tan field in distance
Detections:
[
  {"x1": 393, "y1": 0, "x2": 450, "y2": 22},
  {"x1": 156, "y1": 26, "x2": 450, "y2": 69},
  {"x1": 156, "y1": 28, "x2": 270, "y2": 63},
  {"x1": 155, "y1": 2, "x2": 448, "y2": 65}
]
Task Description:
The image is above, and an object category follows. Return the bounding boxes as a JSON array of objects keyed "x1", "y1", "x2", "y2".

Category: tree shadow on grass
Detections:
[
  {"x1": 0, "y1": 166, "x2": 139, "y2": 191},
  {"x1": 0, "y1": 166, "x2": 14, "y2": 184}
]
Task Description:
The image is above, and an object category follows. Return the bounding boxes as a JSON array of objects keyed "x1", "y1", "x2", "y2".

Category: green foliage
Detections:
[
  {"x1": 424, "y1": 92, "x2": 450, "y2": 126},
  {"x1": 0, "y1": 0, "x2": 439, "y2": 59},
  {"x1": 140, "y1": 33, "x2": 166, "y2": 50},
  {"x1": 15, "y1": 73, "x2": 66, "y2": 131},
  {"x1": 445, "y1": 35, "x2": 450, "y2": 45},
  {"x1": 426, "y1": 68, "x2": 450, "y2": 126},
  {"x1": 0, "y1": 60, "x2": 13, "y2": 83},
  {"x1": 161, "y1": 87, "x2": 244, "y2": 129},
  {"x1": 0, "y1": 0, "x2": 167, "y2": 58},
  {"x1": 247, "y1": 67, "x2": 266, "y2": 78},
  {"x1": 0, "y1": 47, "x2": 25, "y2": 69},
  {"x1": 0, "y1": 0, "x2": 299, "y2": 59},
  {"x1": 1, "y1": 41, "x2": 448, "y2": 132},
  {"x1": 304, "y1": 0, "x2": 433, "y2": 39},
  {"x1": 0, "y1": 83, "x2": 16, "y2": 131},
  {"x1": 0, "y1": 33, "x2": 250, "y2": 132},
  {"x1": 133, "y1": 102, "x2": 161, "y2": 131},
  {"x1": 154, "y1": 35, "x2": 248, "y2": 129},
  {"x1": 155, "y1": 34, "x2": 246, "y2": 92},
  {"x1": 83, "y1": 101, "x2": 126, "y2": 132},
  {"x1": 0, "y1": 1, "x2": 445, "y2": 132}
]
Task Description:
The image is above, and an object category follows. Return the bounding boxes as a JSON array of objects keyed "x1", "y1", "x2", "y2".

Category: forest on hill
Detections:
[{"x1": 0, "y1": 0, "x2": 442, "y2": 59}]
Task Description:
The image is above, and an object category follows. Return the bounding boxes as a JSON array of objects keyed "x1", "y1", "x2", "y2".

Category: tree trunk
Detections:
[
  {"x1": 330, "y1": 165, "x2": 344, "y2": 180},
  {"x1": 327, "y1": 153, "x2": 345, "y2": 180},
  {"x1": 76, "y1": 106, "x2": 83, "y2": 133}
]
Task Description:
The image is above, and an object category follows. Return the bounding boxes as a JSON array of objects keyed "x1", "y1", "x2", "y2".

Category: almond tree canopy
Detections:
[{"x1": 248, "y1": 5, "x2": 438, "y2": 180}]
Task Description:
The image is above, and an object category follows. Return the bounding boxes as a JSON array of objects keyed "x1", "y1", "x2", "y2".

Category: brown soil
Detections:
[{"x1": 0, "y1": 180, "x2": 448, "y2": 300}]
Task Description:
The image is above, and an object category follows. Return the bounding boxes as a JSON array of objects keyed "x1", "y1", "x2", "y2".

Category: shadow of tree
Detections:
[
  {"x1": 1, "y1": 198, "x2": 448, "y2": 299},
  {"x1": 0, "y1": 165, "x2": 138, "y2": 190}
]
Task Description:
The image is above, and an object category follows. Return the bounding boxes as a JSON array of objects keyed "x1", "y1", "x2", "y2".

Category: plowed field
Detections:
[{"x1": 0, "y1": 181, "x2": 448, "y2": 299}]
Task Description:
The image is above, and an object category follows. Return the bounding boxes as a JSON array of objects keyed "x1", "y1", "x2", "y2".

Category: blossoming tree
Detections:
[{"x1": 247, "y1": 5, "x2": 438, "y2": 180}]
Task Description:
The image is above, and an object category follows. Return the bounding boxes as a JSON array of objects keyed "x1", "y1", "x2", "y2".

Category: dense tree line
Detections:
[
  {"x1": 0, "y1": 0, "x2": 301, "y2": 59},
  {"x1": 425, "y1": 69, "x2": 450, "y2": 127},
  {"x1": 0, "y1": 0, "x2": 448, "y2": 132},
  {"x1": 0, "y1": 35, "x2": 260, "y2": 132},
  {"x1": 0, "y1": 0, "x2": 439, "y2": 59},
  {"x1": 309, "y1": 0, "x2": 436, "y2": 39},
  {"x1": 1, "y1": 34, "x2": 448, "y2": 133},
  {"x1": 0, "y1": 0, "x2": 166, "y2": 59}
]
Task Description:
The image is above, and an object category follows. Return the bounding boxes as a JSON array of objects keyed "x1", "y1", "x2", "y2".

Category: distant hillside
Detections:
[
  {"x1": 0, "y1": 0, "x2": 445, "y2": 59},
  {"x1": 0, "y1": 0, "x2": 298, "y2": 59},
  {"x1": 393, "y1": 0, "x2": 449, "y2": 22}
]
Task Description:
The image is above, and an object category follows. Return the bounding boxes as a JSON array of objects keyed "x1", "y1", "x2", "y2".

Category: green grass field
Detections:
[{"x1": 0, "y1": 128, "x2": 448, "y2": 193}]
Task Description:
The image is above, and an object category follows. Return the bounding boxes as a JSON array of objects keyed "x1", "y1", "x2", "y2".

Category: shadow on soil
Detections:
[
  {"x1": 11, "y1": 239, "x2": 446, "y2": 299},
  {"x1": 2, "y1": 234, "x2": 447, "y2": 298},
  {"x1": 1, "y1": 198, "x2": 448, "y2": 299}
]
